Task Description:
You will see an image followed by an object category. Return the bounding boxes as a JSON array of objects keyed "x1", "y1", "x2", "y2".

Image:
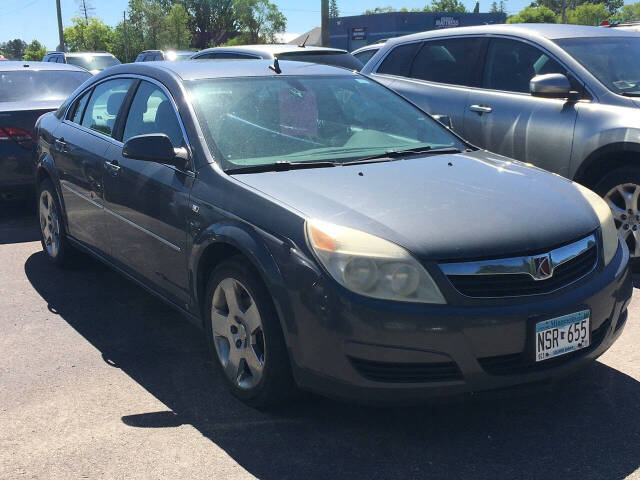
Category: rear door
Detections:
[
  {"x1": 462, "y1": 37, "x2": 578, "y2": 176},
  {"x1": 102, "y1": 79, "x2": 193, "y2": 304},
  {"x1": 371, "y1": 37, "x2": 486, "y2": 135},
  {"x1": 53, "y1": 78, "x2": 134, "y2": 254}
]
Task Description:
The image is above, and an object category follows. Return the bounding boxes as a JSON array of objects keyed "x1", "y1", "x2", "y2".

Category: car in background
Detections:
[
  {"x1": 34, "y1": 60, "x2": 630, "y2": 407},
  {"x1": 42, "y1": 51, "x2": 120, "y2": 74},
  {"x1": 0, "y1": 62, "x2": 90, "y2": 201},
  {"x1": 0, "y1": 55, "x2": 7, "y2": 61},
  {"x1": 191, "y1": 44, "x2": 363, "y2": 70},
  {"x1": 362, "y1": 24, "x2": 640, "y2": 261},
  {"x1": 351, "y1": 40, "x2": 387, "y2": 67},
  {"x1": 600, "y1": 20, "x2": 640, "y2": 33},
  {"x1": 135, "y1": 50, "x2": 196, "y2": 62}
]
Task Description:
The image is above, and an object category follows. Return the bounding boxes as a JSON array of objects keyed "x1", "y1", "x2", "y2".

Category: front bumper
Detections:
[{"x1": 279, "y1": 240, "x2": 632, "y2": 404}]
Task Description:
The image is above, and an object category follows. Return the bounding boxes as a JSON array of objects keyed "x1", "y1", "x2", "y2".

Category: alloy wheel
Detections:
[
  {"x1": 210, "y1": 278, "x2": 266, "y2": 389},
  {"x1": 39, "y1": 190, "x2": 60, "y2": 258},
  {"x1": 605, "y1": 183, "x2": 640, "y2": 257}
]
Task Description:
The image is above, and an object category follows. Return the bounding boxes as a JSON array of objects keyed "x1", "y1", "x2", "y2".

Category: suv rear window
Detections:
[
  {"x1": 377, "y1": 43, "x2": 422, "y2": 77},
  {"x1": 276, "y1": 51, "x2": 364, "y2": 70}
]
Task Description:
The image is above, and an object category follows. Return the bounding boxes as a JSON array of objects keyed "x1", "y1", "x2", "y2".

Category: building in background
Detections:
[{"x1": 330, "y1": 11, "x2": 507, "y2": 51}]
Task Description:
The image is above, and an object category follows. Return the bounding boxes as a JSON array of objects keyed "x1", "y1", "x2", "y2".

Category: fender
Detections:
[
  {"x1": 189, "y1": 219, "x2": 298, "y2": 339},
  {"x1": 35, "y1": 152, "x2": 68, "y2": 223}
]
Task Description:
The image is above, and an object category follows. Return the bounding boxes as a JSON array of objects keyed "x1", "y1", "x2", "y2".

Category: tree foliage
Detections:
[
  {"x1": 163, "y1": 4, "x2": 192, "y2": 49},
  {"x1": 612, "y1": 1, "x2": 640, "y2": 21},
  {"x1": 23, "y1": 40, "x2": 47, "y2": 61},
  {"x1": 232, "y1": 0, "x2": 286, "y2": 44},
  {"x1": 507, "y1": 5, "x2": 557, "y2": 22},
  {"x1": 566, "y1": 2, "x2": 609, "y2": 24},
  {"x1": 64, "y1": 16, "x2": 113, "y2": 52},
  {"x1": 329, "y1": 0, "x2": 340, "y2": 18},
  {"x1": 531, "y1": 0, "x2": 621, "y2": 15},
  {"x1": 0, "y1": 39, "x2": 27, "y2": 59}
]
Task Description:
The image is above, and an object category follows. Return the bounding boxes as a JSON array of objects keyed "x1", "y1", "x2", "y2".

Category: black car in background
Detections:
[
  {"x1": 34, "y1": 60, "x2": 631, "y2": 407},
  {"x1": 0, "y1": 62, "x2": 90, "y2": 201}
]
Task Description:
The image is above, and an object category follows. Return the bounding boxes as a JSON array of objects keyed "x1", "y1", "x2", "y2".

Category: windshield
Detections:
[
  {"x1": 66, "y1": 55, "x2": 120, "y2": 72},
  {"x1": 187, "y1": 75, "x2": 465, "y2": 171},
  {"x1": 555, "y1": 37, "x2": 640, "y2": 95},
  {"x1": 0, "y1": 70, "x2": 91, "y2": 103}
]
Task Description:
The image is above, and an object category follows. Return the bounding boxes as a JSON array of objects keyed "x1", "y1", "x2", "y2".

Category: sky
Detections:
[{"x1": 0, "y1": 0, "x2": 634, "y2": 50}]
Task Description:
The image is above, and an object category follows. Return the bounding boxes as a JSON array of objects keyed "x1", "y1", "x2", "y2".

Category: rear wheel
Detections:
[
  {"x1": 204, "y1": 257, "x2": 294, "y2": 408},
  {"x1": 38, "y1": 179, "x2": 73, "y2": 266}
]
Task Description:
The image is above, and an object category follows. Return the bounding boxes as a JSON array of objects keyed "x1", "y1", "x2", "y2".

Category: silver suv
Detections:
[{"x1": 362, "y1": 24, "x2": 640, "y2": 258}]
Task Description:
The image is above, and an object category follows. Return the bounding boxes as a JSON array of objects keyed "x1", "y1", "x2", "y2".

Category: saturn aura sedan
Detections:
[{"x1": 34, "y1": 60, "x2": 632, "y2": 407}]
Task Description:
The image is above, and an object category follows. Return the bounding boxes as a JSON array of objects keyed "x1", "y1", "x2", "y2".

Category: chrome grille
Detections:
[{"x1": 440, "y1": 234, "x2": 598, "y2": 298}]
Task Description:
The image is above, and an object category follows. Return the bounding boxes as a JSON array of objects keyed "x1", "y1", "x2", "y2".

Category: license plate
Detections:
[{"x1": 535, "y1": 310, "x2": 590, "y2": 362}]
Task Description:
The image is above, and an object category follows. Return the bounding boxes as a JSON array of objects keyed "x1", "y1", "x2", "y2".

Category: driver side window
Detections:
[
  {"x1": 483, "y1": 38, "x2": 564, "y2": 94},
  {"x1": 123, "y1": 81, "x2": 184, "y2": 148}
]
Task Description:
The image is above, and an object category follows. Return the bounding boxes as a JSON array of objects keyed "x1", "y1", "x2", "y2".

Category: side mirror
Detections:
[
  {"x1": 530, "y1": 73, "x2": 572, "y2": 99},
  {"x1": 122, "y1": 134, "x2": 189, "y2": 170}
]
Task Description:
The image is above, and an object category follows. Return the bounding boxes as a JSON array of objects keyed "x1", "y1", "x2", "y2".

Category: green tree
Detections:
[
  {"x1": 233, "y1": 0, "x2": 286, "y2": 44},
  {"x1": 507, "y1": 5, "x2": 558, "y2": 22},
  {"x1": 612, "y1": 1, "x2": 640, "y2": 21},
  {"x1": 23, "y1": 40, "x2": 48, "y2": 61},
  {"x1": 0, "y1": 39, "x2": 28, "y2": 59},
  {"x1": 64, "y1": 16, "x2": 113, "y2": 51},
  {"x1": 490, "y1": 0, "x2": 507, "y2": 12},
  {"x1": 161, "y1": 3, "x2": 192, "y2": 49},
  {"x1": 566, "y1": 2, "x2": 609, "y2": 24},
  {"x1": 182, "y1": 0, "x2": 236, "y2": 48},
  {"x1": 424, "y1": 0, "x2": 468, "y2": 12},
  {"x1": 329, "y1": 0, "x2": 340, "y2": 18},
  {"x1": 532, "y1": 0, "x2": 621, "y2": 16},
  {"x1": 364, "y1": 6, "x2": 397, "y2": 14}
]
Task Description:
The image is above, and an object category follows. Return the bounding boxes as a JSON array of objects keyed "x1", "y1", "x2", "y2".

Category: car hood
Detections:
[{"x1": 234, "y1": 150, "x2": 600, "y2": 261}]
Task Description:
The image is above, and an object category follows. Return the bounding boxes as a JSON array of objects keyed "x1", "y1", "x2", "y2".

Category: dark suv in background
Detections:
[{"x1": 362, "y1": 24, "x2": 640, "y2": 260}]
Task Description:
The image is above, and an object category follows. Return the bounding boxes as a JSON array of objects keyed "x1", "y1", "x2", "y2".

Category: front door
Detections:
[
  {"x1": 53, "y1": 78, "x2": 134, "y2": 254},
  {"x1": 102, "y1": 80, "x2": 192, "y2": 305},
  {"x1": 462, "y1": 38, "x2": 578, "y2": 177}
]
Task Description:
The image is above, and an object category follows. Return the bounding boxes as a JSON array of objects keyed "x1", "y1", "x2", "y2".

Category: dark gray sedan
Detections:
[
  {"x1": 0, "y1": 62, "x2": 90, "y2": 201},
  {"x1": 35, "y1": 60, "x2": 631, "y2": 407}
]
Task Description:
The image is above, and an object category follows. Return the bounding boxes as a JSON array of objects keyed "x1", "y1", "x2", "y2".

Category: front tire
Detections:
[
  {"x1": 38, "y1": 179, "x2": 73, "y2": 267},
  {"x1": 204, "y1": 257, "x2": 294, "y2": 408}
]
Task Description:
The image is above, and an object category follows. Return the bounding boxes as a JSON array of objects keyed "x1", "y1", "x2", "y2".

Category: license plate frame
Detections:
[{"x1": 533, "y1": 309, "x2": 591, "y2": 363}]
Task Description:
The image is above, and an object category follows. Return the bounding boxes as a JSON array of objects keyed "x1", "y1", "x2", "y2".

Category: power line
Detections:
[{"x1": 0, "y1": 0, "x2": 44, "y2": 16}]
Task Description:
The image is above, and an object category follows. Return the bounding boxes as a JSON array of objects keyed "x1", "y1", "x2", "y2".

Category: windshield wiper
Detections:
[
  {"x1": 620, "y1": 92, "x2": 640, "y2": 97},
  {"x1": 343, "y1": 146, "x2": 462, "y2": 165},
  {"x1": 226, "y1": 160, "x2": 336, "y2": 174}
]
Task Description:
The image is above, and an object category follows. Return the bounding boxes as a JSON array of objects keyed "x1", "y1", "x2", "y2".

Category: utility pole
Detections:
[
  {"x1": 321, "y1": 0, "x2": 329, "y2": 47},
  {"x1": 56, "y1": 0, "x2": 65, "y2": 51},
  {"x1": 123, "y1": 11, "x2": 129, "y2": 62},
  {"x1": 561, "y1": 0, "x2": 567, "y2": 23}
]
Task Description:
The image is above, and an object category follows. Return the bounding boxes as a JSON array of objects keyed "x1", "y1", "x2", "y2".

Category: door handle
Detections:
[
  {"x1": 469, "y1": 104, "x2": 493, "y2": 114},
  {"x1": 104, "y1": 160, "x2": 121, "y2": 175},
  {"x1": 55, "y1": 138, "x2": 67, "y2": 152}
]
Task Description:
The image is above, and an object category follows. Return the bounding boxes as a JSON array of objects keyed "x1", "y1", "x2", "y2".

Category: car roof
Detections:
[
  {"x1": 195, "y1": 44, "x2": 348, "y2": 57},
  {"x1": 64, "y1": 51, "x2": 115, "y2": 57},
  {"x1": 103, "y1": 59, "x2": 357, "y2": 81},
  {"x1": 384, "y1": 23, "x2": 639, "y2": 45},
  {"x1": 0, "y1": 61, "x2": 89, "y2": 72}
]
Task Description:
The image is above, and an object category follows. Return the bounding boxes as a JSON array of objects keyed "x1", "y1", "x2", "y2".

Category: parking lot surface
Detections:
[{"x1": 1, "y1": 202, "x2": 639, "y2": 480}]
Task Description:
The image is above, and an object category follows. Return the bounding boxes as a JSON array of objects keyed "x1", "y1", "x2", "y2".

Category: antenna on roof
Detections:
[
  {"x1": 299, "y1": 34, "x2": 310, "y2": 48},
  {"x1": 269, "y1": 57, "x2": 282, "y2": 74}
]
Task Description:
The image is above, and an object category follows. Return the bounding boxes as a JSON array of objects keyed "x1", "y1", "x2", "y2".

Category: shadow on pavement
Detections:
[
  {"x1": 24, "y1": 251, "x2": 640, "y2": 480},
  {"x1": 0, "y1": 199, "x2": 39, "y2": 244}
]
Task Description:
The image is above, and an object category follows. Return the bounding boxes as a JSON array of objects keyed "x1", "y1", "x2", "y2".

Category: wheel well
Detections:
[
  {"x1": 196, "y1": 243, "x2": 244, "y2": 318},
  {"x1": 575, "y1": 150, "x2": 640, "y2": 189},
  {"x1": 35, "y1": 167, "x2": 52, "y2": 189}
]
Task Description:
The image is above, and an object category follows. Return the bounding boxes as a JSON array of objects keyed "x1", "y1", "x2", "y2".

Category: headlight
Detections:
[
  {"x1": 575, "y1": 183, "x2": 619, "y2": 266},
  {"x1": 305, "y1": 219, "x2": 446, "y2": 304}
]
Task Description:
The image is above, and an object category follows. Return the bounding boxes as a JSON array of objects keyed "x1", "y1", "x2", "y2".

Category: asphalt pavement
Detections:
[{"x1": 1, "y1": 200, "x2": 639, "y2": 480}]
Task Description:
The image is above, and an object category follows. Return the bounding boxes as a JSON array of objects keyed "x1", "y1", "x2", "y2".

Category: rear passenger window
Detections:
[
  {"x1": 377, "y1": 42, "x2": 422, "y2": 77},
  {"x1": 123, "y1": 81, "x2": 184, "y2": 148},
  {"x1": 483, "y1": 38, "x2": 564, "y2": 93},
  {"x1": 81, "y1": 78, "x2": 133, "y2": 137},
  {"x1": 410, "y1": 38, "x2": 485, "y2": 87},
  {"x1": 68, "y1": 90, "x2": 91, "y2": 124}
]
